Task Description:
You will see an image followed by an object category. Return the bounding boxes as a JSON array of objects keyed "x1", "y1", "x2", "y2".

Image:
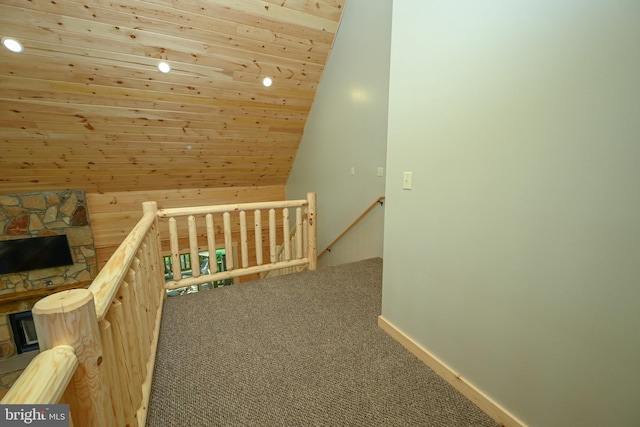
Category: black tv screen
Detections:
[{"x1": 0, "y1": 235, "x2": 74, "y2": 275}]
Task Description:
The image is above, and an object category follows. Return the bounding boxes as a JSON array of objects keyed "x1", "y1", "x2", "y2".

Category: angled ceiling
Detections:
[{"x1": 0, "y1": 0, "x2": 346, "y2": 194}]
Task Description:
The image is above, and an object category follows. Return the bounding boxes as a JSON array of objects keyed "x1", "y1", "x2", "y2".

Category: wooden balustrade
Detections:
[
  {"x1": 2, "y1": 201, "x2": 165, "y2": 426},
  {"x1": 1, "y1": 194, "x2": 316, "y2": 426},
  {"x1": 261, "y1": 205, "x2": 311, "y2": 279},
  {"x1": 160, "y1": 192, "x2": 317, "y2": 290}
]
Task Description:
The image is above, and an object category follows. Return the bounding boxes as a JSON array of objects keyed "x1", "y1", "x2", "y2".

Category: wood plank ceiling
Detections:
[{"x1": 0, "y1": 0, "x2": 345, "y2": 194}]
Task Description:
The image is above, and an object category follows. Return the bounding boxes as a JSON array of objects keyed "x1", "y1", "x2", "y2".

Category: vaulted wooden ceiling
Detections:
[{"x1": 0, "y1": 0, "x2": 345, "y2": 194}]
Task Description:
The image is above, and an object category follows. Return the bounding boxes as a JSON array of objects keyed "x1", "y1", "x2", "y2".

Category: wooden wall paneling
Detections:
[
  {"x1": 0, "y1": 0, "x2": 345, "y2": 194},
  {"x1": 88, "y1": 186, "x2": 285, "y2": 267},
  {"x1": 0, "y1": 3, "x2": 331, "y2": 71}
]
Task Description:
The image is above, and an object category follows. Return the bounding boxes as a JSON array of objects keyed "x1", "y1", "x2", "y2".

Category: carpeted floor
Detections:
[{"x1": 147, "y1": 258, "x2": 499, "y2": 426}]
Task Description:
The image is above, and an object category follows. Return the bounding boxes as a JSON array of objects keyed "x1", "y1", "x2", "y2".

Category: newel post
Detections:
[
  {"x1": 32, "y1": 289, "x2": 115, "y2": 427},
  {"x1": 307, "y1": 192, "x2": 317, "y2": 270}
]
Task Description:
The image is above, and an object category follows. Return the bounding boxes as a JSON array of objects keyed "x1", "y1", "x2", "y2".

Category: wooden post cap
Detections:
[{"x1": 33, "y1": 289, "x2": 94, "y2": 316}]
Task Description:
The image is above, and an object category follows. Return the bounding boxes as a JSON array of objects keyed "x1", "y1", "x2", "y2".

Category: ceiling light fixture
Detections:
[
  {"x1": 2, "y1": 37, "x2": 24, "y2": 53},
  {"x1": 158, "y1": 61, "x2": 171, "y2": 73},
  {"x1": 262, "y1": 77, "x2": 273, "y2": 87}
]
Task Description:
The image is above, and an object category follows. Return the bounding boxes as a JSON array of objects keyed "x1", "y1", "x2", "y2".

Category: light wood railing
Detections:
[
  {"x1": 261, "y1": 215, "x2": 308, "y2": 279},
  {"x1": 1, "y1": 193, "x2": 317, "y2": 426},
  {"x1": 160, "y1": 192, "x2": 317, "y2": 290},
  {"x1": 1, "y1": 201, "x2": 165, "y2": 427},
  {"x1": 1, "y1": 345, "x2": 77, "y2": 404}
]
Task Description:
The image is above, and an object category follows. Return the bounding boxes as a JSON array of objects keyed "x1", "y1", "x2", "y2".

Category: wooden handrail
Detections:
[
  {"x1": 88, "y1": 203, "x2": 157, "y2": 321},
  {"x1": 319, "y1": 196, "x2": 385, "y2": 258},
  {"x1": 157, "y1": 198, "x2": 308, "y2": 217},
  {"x1": 1, "y1": 345, "x2": 77, "y2": 404}
]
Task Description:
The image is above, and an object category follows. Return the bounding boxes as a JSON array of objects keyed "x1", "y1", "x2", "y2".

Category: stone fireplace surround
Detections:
[{"x1": 0, "y1": 190, "x2": 98, "y2": 392}]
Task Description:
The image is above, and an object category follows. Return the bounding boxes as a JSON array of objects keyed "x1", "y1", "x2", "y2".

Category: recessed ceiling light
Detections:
[
  {"x1": 158, "y1": 61, "x2": 171, "y2": 73},
  {"x1": 262, "y1": 77, "x2": 273, "y2": 87},
  {"x1": 2, "y1": 37, "x2": 24, "y2": 53}
]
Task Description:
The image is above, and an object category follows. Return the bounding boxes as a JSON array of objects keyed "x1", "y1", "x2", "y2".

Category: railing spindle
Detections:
[
  {"x1": 307, "y1": 192, "x2": 318, "y2": 270},
  {"x1": 120, "y1": 280, "x2": 144, "y2": 409},
  {"x1": 295, "y1": 207, "x2": 303, "y2": 259},
  {"x1": 98, "y1": 320, "x2": 124, "y2": 426},
  {"x1": 105, "y1": 298, "x2": 137, "y2": 427},
  {"x1": 206, "y1": 213, "x2": 216, "y2": 270},
  {"x1": 133, "y1": 260, "x2": 151, "y2": 366},
  {"x1": 169, "y1": 217, "x2": 181, "y2": 280},
  {"x1": 223, "y1": 212, "x2": 234, "y2": 270},
  {"x1": 254, "y1": 210, "x2": 263, "y2": 266},
  {"x1": 303, "y1": 214, "x2": 308, "y2": 259},
  {"x1": 136, "y1": 248, "x2": 150, "y2": 335},
  {"x1": 240, "y1": 210, "x2": 249, "y2": 268},
  {"x1": 188, "y1": 215, "x2": 200, "y2": 278},
  {"x1": 269, "y1": 208, "x2": 277, "y2": 263},
  {"x1": 283, "y1": 208, "x2": 291, "y2": 261}
]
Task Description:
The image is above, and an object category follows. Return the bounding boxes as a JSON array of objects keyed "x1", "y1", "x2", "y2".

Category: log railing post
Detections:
[
  {"x1": 283, "y1": 208, "x2": 291, "y2": 261},
  {"x1": 269, "y1": 209, "x2": 277, "y2": 263},
  {"x1": 295, "y1": 207, "x2": 303, "y2": 260},
  {"x1": 239, "y1": 211, "x2": 249, "y2": 268},
  {"x1": 32, "y1": 289, "x2": 115, "y2": 427},
  {"x1": 206, "y1": 213, "x2": 217, "y2": 270},
  {"x1": 105, "y1": 299, "x2": 137, "y2": 427},
  {"x1": 121, "y1": 280, "x2": 144, "y2": 409},
  {"x1": 188, "y1": 215, "x2": 200, "y2": 278},
  {"x1": 98, "y1": 319, "x2": 125, "y2": 426},
  {"x1": 307, "y1": 192, "x2": 317, "y2": 270},
  {"x1": 223, "y1": 212, "x2": 234, "y2": 270},
  {"x1": 168, "y1": 217, "x2": 181, "y2": 281},
  {"x1": 303, "y1": 214, "x2": 309, "y2": 259},
  {"x1": 254, "y1": 210, "x2": 263, "y2": 266}
]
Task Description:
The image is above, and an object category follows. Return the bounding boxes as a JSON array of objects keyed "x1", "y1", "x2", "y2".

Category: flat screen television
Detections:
[{"x1": 0, "y1": 235, "x2": 74, "y2": 275}]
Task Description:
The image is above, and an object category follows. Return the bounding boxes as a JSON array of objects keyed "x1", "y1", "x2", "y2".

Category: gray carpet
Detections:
[{"x1": 147, "y1": 258, "x2": 498, "y2": 426}]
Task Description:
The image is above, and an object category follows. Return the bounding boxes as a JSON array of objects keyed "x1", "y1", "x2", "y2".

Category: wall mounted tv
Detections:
[{"x1": 0, "y1": 235, "x2": 74, "y2": 275}]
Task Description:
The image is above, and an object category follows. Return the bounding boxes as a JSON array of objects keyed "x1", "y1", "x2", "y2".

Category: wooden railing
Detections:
[
  {"x1": 160, "y1": 192, "x2": 317, "y2": 290},
  {"x1": 1, "y1": 193, "x2": 317, "y2": 426},
  {"x1": 261, "y1": 217, "x2": 307, "y2": 279},
  {"x1": 1, "y1": 201, "x2": 165, "y2": 427}
]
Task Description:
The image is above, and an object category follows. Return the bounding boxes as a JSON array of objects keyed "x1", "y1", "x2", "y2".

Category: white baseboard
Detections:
[{"x1": 378, "y1": 315, "x2": 526, "y2": 427}]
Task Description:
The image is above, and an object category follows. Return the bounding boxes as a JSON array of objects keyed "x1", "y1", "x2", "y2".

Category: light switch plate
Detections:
[{"x1": 403, "y1": 172, "x2": 412, "y2": 190}]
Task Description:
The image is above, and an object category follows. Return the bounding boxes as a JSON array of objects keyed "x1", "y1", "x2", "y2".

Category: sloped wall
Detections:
[{"x1": 286, "y1": 0, "x2": 391, "y2": 266}]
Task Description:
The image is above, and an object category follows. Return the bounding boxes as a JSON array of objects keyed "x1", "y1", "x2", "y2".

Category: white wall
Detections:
[
  {"x1": 383, "y1": 2, "x2": 640, "y2": 426},
  {"x1": 286, "y1": 0, "x2": 391, "y2": 267}
]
